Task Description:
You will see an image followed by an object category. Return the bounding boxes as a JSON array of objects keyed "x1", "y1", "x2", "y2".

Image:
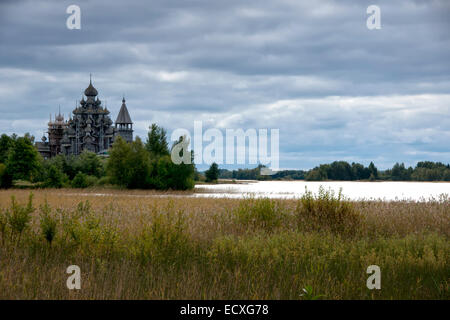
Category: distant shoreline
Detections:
[{"x1": 198, "y1": 179, "x2": 450, "y2": 185}]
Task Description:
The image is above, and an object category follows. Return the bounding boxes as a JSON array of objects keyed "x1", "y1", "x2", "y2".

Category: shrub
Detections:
[
  {"x1": 96, "y1": 175, "x2": 112, "y2": 186},
  {"x1": 205, "y1": 162, "x2": 219, "y2": 182},
  {"x1": 151, "y1": 155, "x2": 195, "y2": 190},
  {"x1": 443, "y1": 170, "x2": 450, "y2": 182},
  {"x1": 72, "y1": 171, "x2": 87, "y2": 188},
  {"x1": 0, "y1": 163, "x2": 12, "y2": 188},
  {"x1": 71, "y1": 172, "x2": 97, "y2": 188},
  {"x1": 5, "y1": 136, "x2": 41, "y2": 181},
  {"x1": 5, "y1": 192, "x2": 34, "y2": 243},
  {"x1": 0, "y1": 207, "x2": 7, "y2": 245},
  {"x1": 61, "y1": 200, "x2": 104, "y2": 249},
  {"x1": 296, "y1": 186, "x2": 361, "y2": 236},
  {"x1": 107, "y1": 136, "x2": 152, "y2": 189},
  {"x1": 138, "y1": 204, "x2": 192, "y2": 266},
  {"x1": 43, "y1": 164, "x2": 67, "y2": 188},
  {"x1": 39, "y1": 199, "x2": 57, "y2": 245},
  {"x1": 85, "y1": 175, "x2": 98, "y2": 187},
  {"x1": 77, "y1": 150, "x2": 104, "y2": 177},
  {"x1": 232, "y1": 197, "x2": 286, "y2": 232}
]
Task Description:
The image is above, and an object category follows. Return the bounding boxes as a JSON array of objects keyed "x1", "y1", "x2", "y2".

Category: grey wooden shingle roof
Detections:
[{"x1": 115, "y1": 98, "x2": 133, "y2": 124}]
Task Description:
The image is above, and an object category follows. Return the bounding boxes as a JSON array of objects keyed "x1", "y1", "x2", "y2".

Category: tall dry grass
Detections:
[{"x1": 0, "y1": 188, "x2": 448, "y2": 299}]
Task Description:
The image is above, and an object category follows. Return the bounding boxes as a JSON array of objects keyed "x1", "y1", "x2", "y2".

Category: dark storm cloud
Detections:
[{"x1": 0, "y1": 0, "x2": 449, "y2": 169}]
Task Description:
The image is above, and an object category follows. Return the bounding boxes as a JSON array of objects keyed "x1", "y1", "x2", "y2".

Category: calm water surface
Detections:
[{"x1": 195, "y1": 181, "x2": 450, "y2": 201}]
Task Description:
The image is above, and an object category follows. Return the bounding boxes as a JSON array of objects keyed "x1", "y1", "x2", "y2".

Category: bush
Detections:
[
  {"x1": 43, "y1": 164, "x2": 67, "y2": 188},
  {"x1": 151, "y1": 155, "x2": 195, "y2": 190},
  {"x1": 96, "y1": 175, "x2": 112, "y2": 186},
  {"x1": 5, "y1": 193, "x2": 34, "y2": 243},
  {"x1": 85, "y1": 175, "x2": 98, "y2": 187},
  {"x1": 305, "y1": 168, "x2": 327, "y2": 181},
  {"x1": 107, "y1": 136, "x2": 152, "y2": 189},
  {"x1": 39, "y1": 200, "x2": 57, "y2": 245},
  {"x1": 61, "y1": 200, "x2": 104, "y2": 250},
  {"x1": 443, "y1": 170, "x2": 450, "y2": 182},
  {"x1": 0, "y1": 163, "x2": 12, "y2": 188},
  {"x1": 107, "y1": 127, "x2": 195, "y2": 190},
  {"x1": 71, "y1": 172, "x2": 97, "y2": 188},
  {"x1": 138, "y1": 204, "x2": 192, "y2": 266},
  {"x1": 232, "y1": 197, "x2": 286, "y2": 232},
  {"x1": 296, "y1": 186, "x2": 361, "y2": 236},
  {"x1": 72, "y1": 172, "x2": 87, "y2": 188},
  {"x1": 205, "y1": 162, "x2": 219, "y2": 182},
  {"x1": 0, "y1": 207, "x2": 7, "y2": 245},
  {"x1": 5, "y1": 136, "x2": 41, "y2": 181},
  {"x1": 77, "y1": 150, "x2": 104, "y2": 177}
]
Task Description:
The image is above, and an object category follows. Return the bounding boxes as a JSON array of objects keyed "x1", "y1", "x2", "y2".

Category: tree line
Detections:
[
  {"x1": 216, "y1": 165, "x2": 306, "y2": 181},
  {"x1": 2, "y1": 127, "x2": 449, "y2": 189},
  {"x1": 216, "y1": 161, "x2": 450, "y2": 182},
  {"x1": 0, "y1": 124, "x2": 195, "y2": 190}
]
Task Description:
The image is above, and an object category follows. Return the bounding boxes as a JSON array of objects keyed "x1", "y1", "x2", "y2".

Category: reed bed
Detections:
[{"x1": 0, "y1": 188, "x2": 448, "y2": 299}]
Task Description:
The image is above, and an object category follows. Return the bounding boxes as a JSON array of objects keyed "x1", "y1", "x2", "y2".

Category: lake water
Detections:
[{"x1": 194, "y1": 181, "x2": 450, "y2": 201}]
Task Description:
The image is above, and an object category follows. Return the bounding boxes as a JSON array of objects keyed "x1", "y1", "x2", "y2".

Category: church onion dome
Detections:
[
  {"x1": 115, "y1": 97, "x2": 133, "y2": 124},
  {"x1": 84, "y1": 79, "x2": 98, "y2": 97},
  {"x1": 55, "y1": 113, "x2": 64, "y2": 122}
]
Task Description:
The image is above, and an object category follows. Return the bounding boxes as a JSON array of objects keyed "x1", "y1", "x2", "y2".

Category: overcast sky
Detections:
[{"x1": 0, "y1": 0, "x2": 449, "y2": 170}]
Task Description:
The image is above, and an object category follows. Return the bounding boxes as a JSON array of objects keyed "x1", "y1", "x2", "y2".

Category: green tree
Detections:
[
  {"x1": 107, "y1": 127, "x2": 195, "y2": 190},
  {"x1": 306, "y1": 164, "x2": 329, "y2": 181},
  {"x1": 391, "y1": 162, "x2": 411, "y2": 181},
  {"x1": 149, "y1": 135, "x2": 195, "y2": 190},
  {"x1": 72, "y1": 171, "x2": 89, "y2": 188},
  {"x1": 58, "y1": 154, "x2": 80, "y2": 180},
  {"x1": 23, "y1": 133, "x2": 35, "y2": 144},
  {"x1": 43, "y1": 164, "x2": 66, "y2": 188},
  {"x1": 0, "y1": 163, "x2": 13, "y2": 188},
  {"x1": 442, "y1": 169, "x2": 450, "y2": 181},
  {"x1": 205, "y1": 162, "x2": 219, "y2": 182},
  {"x1": 0, "y1": 134, "x2": 14, "y2": 163},
  {"x1": 151, "y1": 155, "x2": 194, "y2": 190},
  {"x1": 107, "y1": 136, "x2": 152, "y2": 188},
  {"x1": 107, "y1": 136, "x2": 132, "y2": 187},
  {"x1": 39, "y1": 200, "x2": 57, "y2": 245},
  {"x1": 368, "y1": 162, "x2": 378, "y2": 179},
  {"x1": 146, "y1": 123, "x2": 169, "y2": 157},
  {"x1": 6, "y1": 193, "x2": 34, "y2": 244},
  {"x1": 5, "y1": 136, "x2": 41, "y2": 181},
  {"x1": 351, "y1": 162, "x2": 370, "y2": 180},
  {"x1": 328, "y1": 161, "x2": 353, "y2": 180},
  {"x1": 305, "y1": 169, "x2": 325, "y2": 181},
  {"x1": 127, "y1": 137, "x2": 153, "y2": 189},
  {"x1": 77, "y1": 150, "x2": 104, "y2": 177}
]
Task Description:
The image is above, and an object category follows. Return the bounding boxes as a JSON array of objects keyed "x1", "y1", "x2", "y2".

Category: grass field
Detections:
[{"x1": 0, "y1": 188, "x2": 448, "y2": 299}]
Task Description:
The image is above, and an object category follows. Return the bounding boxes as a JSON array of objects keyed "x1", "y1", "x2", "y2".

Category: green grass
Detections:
[{"x1": 0, "y1": 188, "x2": 448, "y2": 299}]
